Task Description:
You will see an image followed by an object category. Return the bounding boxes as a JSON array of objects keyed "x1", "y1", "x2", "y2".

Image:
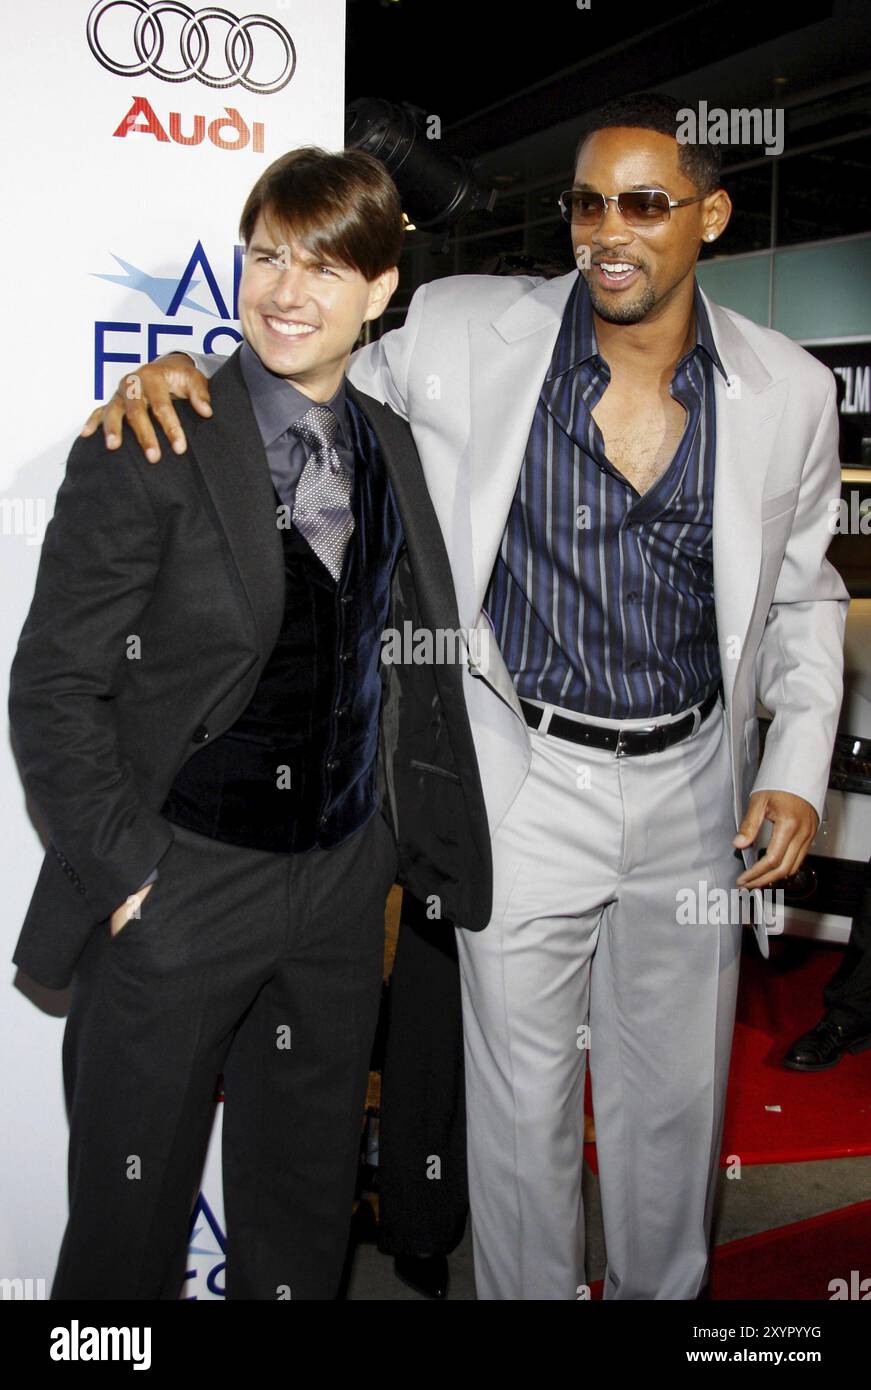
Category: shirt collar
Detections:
[
  {"x1": 689, "y1": 284, "x2": 728, "y2": 381},
  {"x1": 546, "y1": 275, "x2": 598, "y2": 381},
  {"x1": 547, "y1": 275, "x2": 727, "y2": 383},
  {"x1": 239, "y1": 340, "x2": 349, "y2": 448}
]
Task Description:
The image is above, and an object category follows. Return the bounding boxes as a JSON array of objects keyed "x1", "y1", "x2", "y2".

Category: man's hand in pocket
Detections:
[{"x1": 110, "y1": 882, "x2": 154, "y2": 938}]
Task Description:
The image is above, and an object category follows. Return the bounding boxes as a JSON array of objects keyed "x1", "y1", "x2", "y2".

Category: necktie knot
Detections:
[{"x1": 290, "y1": 404, "x2": 338, "y2": 453}]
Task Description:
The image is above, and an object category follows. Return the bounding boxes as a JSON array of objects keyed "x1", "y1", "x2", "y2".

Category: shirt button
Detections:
[
  {"x1": 626, "y1": 590, "x2": 640, "y2": 601},
  {"x1": 629, "y1": 660, "x2": 643, "y2": 671}
]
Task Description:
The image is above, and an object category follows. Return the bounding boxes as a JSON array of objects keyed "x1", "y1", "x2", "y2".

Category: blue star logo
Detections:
[{"x1": 92, "y1": 254, "x2": 220, "y2": 317}]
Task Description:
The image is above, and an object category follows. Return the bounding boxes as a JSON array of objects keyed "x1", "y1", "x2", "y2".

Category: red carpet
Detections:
[
  {"x1": 721, "y1": 939, "x2": 871, "y2": 1165},
  {"x1": 583, "y1": 940, "x2": 871, "y2": 1172},
  {"x1": 708, "y1": 1199, "x2": 871, "y2": 1300},
  {"x1": 586, "y1": 1199, "x2": 871, "y2": 1300}
]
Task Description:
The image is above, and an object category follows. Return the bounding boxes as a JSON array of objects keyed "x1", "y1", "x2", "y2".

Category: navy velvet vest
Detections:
[{"x1": 161, "y1": 397, "x2": 403, "y2": 853}]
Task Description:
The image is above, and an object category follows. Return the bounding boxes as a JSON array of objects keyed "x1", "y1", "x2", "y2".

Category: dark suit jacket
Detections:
[{"x1": 9, "y1": 346, "x2": 492, "y2": 990}]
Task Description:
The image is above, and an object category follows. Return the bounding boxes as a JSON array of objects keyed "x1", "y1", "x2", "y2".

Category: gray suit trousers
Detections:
[{"x1": 456, "y1": 698, "x2": 743, "y2": 1300}]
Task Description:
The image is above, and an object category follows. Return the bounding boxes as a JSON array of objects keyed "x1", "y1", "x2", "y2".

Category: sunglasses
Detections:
[{"x1": 558, "y1": 188, "x2": 708, "y2": 227}]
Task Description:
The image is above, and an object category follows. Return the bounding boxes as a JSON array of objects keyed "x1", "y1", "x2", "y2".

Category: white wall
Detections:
[{"x1": 0, "y1": 0, "x2": 345, "y2": 1300}]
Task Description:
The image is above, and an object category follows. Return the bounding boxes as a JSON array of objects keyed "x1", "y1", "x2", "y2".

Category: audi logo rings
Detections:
[{"x1": 87, "y1": 2, "x2": 296, "y2": 94}]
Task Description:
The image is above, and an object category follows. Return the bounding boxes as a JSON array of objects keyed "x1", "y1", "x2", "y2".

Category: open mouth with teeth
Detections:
[
  {"x1": 594, "y1": 261, "x2": 641, "y2": 288},
  {"x1": 264, "y1": 315, "x2": 319, "y2": 338}
]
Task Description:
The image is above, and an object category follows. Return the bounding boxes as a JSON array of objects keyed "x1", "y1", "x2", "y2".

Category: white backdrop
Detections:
[{"x1": 0, "y1": 0, "x2": 344, "y2": 1299}]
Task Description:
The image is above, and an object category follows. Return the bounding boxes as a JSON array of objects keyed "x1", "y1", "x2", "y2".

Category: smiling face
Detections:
[
  {"x1": 238, "y1": 210, "x2": 398, "y2": 400},
  {"x1": 571, "y1": 126, "x2": 730, "y2": 325}
]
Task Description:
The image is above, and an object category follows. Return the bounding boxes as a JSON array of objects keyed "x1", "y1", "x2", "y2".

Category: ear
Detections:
[
  {"x1": 701, "y1": 187, "x2": 732, "y2": 245},
  {"x1": 363, "y1": 265, "x2": 399, "y2": 323}
]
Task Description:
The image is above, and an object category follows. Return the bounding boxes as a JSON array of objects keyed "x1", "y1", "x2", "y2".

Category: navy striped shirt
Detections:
[{"x1": 486, "y1": 275, "x2": 726, "y2": 721}]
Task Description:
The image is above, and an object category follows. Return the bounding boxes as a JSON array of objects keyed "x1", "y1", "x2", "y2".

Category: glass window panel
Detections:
[
  {"x1": 695, "y1": 253, "x2": 770, "y2": 326},
  {"x1": 773, "y1": 236, "x2": 871, "y2": 339}
]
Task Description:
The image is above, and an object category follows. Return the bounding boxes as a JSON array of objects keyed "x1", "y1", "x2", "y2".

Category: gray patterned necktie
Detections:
[{"x1": 288, "y1": 404, "x2": 355, "y2": 581}]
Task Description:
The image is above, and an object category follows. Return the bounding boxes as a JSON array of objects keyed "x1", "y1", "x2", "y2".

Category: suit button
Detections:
[
  {"x1": 192, "y1": 724, "x2": 210, "y2": 743},
  {"x1": 341, "y1": 592, "x2": 354, "y2": 605},
  {"x1": 319, "y1": 814, "x2": 328, "y2": 827},
  {"x1": 340, "y1": 651, "x2": 352, "y2": 662},
  {"x1": 335, "y1": 705, "x2": 348, "y2": 718},
  {"x1": 327, "y1": 758, "x2": 339, "y2": 771}
]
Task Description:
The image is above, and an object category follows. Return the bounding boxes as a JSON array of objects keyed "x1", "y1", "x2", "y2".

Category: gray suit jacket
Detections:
[
  {"x1": 345, "y1": 271, "x2": 849, "y2": 956},
  {"x1": 9, "y1": 346, "x2": 491, "y2": 989}
]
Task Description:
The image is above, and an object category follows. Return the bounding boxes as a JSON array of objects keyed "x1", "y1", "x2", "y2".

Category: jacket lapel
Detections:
[
  {"x1": 703, "y1": 292, "x2": 788, "y2": 704},
  {"x1": 185, "y1": 345, "x2": 285, "y2": 662},
  {"x1": 347, "y1": 380, "x2": 464, "y2": 638},
  {"x1": 467, "y1": 271, "x2": 577, "y2": 614}
]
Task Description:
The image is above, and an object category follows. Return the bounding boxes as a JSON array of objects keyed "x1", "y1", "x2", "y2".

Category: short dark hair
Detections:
[
  {"x1": 573, "y1": 93, "x2": 721, "y2": 193},
  {"x1": 239, "y1": 146, "x2": 404, "y2": 280}
]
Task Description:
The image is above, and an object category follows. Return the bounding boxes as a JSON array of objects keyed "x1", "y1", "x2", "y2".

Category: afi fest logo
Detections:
[
  {"x1": 92, "y1": 240, "x2": 242, "y2": 398},
  {"x1": 87, "y1": 2, "x2": 297, "y2": 154},
  {"x1": 183, "y1": 1192, "x2": 226, "y2": 1299}
]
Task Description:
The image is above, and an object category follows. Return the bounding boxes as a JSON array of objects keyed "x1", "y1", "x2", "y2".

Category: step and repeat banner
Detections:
[{"x1": 0, "y1": 0, "x2": 344, "y2": 1299}]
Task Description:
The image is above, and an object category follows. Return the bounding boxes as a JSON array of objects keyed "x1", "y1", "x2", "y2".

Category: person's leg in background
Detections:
[
  {"x1": 377, "y1": 891, "x2": 468, "y2": 1296},
  {"x1": 784, "y1": 856, "x2": 871, "y2": 1071}
]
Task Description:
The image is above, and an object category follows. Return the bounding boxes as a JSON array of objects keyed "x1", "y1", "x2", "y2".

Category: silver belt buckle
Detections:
[
  {"x1": 615, "y1": 723, "x2": 658, "y2": 757},
  {"x1": 614, "y1": 701, "x2": 706, "y2": 758}
]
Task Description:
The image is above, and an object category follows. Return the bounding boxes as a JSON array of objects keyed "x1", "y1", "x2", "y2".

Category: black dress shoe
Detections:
[
  {"x1": 783, "y1": 1016, "x2": 871, "y2": 1071},
  {"x1": 393, "y1": 1254, "x2": 449, "y2": 1299}
]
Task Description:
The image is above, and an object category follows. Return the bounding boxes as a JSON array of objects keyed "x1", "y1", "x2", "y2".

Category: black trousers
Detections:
[
  {"x1": 377, "y1": 893, "x2": 469, "y2": 1257},
  {"x1": 51, "y1": 811, "x2": 398, "y2": 1301},
  {"x1": 824, "y1": 857, "x2": 871, "y2": 1030}
]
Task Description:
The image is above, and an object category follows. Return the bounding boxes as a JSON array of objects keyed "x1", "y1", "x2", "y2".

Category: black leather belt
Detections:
[{"x1": 519, "y1": 687, "x2": 721, "y2": 757}]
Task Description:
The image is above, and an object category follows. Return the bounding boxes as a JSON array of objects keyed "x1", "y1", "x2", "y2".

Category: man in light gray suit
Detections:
[{"x1": 86, "y1": 95, "x2": 848, "y2": 1300}]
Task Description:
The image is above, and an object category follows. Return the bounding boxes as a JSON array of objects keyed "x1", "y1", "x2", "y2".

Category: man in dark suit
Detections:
[{"x1": 9, "y1": 147, "x2": 490, "y2": 1301}]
